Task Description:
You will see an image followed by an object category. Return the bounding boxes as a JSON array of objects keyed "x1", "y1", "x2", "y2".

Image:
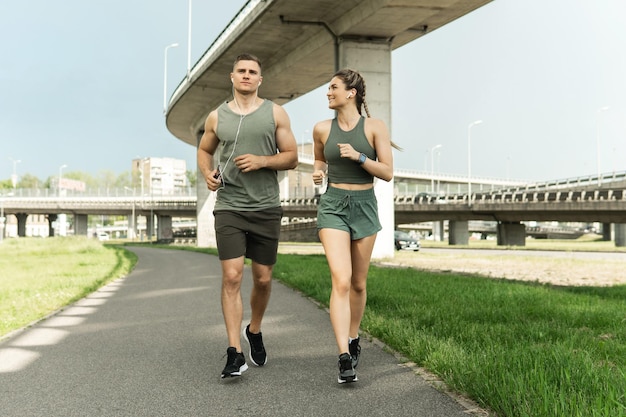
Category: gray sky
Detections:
[{"x1": 1, "y1": 0, "x2": 624, "y2": 184}]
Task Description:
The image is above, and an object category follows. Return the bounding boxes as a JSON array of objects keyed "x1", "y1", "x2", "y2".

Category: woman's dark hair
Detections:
[{"x1": 333, "y1": 68, "x2": 402, "y2": 150}]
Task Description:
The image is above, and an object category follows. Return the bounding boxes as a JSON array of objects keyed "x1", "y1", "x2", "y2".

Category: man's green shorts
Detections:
[{"x1": 214, "y1": 207, "x2": 282, "y2": 265}]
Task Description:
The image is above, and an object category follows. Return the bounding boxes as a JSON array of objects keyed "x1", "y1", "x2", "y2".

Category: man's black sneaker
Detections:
[
  {"x1": 243, "y1": 324, "x2": 267, "y2": 366},
  {"x1": 349, "y1": 337, "x2": 361, "y2": 368},
  {"x1": 338, "y1": 352, "x2": 357, "y2": 384},
  {"x1": 221, "y1": 347, "x2": 248, "y2": 378}
]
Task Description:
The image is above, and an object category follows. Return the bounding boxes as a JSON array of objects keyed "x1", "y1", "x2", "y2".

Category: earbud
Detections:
[
  {"x1": 258, "y1": 81, "x2": 262, "y2": 86},
  {"x1": 231, "y1": 78, "x2": 234, "y2": 83},
  {"x1": 346, "y1": 93, "x2": 352, "y2": 99}
]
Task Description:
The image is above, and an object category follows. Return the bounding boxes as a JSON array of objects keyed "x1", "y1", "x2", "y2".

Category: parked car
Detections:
[
  {"x1": 394, "y1": 230, "x2": 420, "y2": 251},
  {"x1": 97, "y1": 233, "x2": 110, "y2": 241}
]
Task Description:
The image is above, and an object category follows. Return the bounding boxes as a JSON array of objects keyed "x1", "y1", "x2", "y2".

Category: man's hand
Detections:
[
  {"x1": 204, "y1": 168, "x2": 222, "y2": 191},
  {"x1": 234, "y1": 154, "x2": 266, "y2": 173}
]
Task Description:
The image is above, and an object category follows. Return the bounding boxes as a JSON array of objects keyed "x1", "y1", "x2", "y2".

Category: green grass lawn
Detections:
[
  {"x1": 272, "y1": 253, "x2": 626, "y2": 417},
  {"x1": 0, "y1": 237, "x2": 135, "y2": 337},
  {"x1": 2, "y1": 239, "x2": 624, "y2": 417}
]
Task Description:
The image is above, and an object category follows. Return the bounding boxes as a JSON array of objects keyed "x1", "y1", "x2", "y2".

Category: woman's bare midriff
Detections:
[{"x1": 328, "y1": 183, "x2": 373, "y2": 191}]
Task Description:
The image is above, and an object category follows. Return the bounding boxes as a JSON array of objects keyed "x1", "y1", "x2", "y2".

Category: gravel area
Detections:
[
  {"x1": 278, "y1": 243, "x2": 626, "y2": 287},
  {"x1": 380, "y1": 248, "x2": 626, "y2": 287}
]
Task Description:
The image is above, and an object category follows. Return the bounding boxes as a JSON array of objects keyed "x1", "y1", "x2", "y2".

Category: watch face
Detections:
[{"x1": 359, "y1": 153, "x2": 366, "y2": 164}]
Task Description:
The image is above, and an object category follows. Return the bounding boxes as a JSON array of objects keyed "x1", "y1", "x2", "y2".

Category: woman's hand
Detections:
[
  {"x1": 337, "y1": 143, "x2": 359, "y2": 161},
  {"x1": 312, "y1": 169, "x2": 325, "y2": 185}
]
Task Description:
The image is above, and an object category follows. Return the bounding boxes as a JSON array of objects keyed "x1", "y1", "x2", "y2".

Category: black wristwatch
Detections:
[{"x1": 357, "y1": 152, "x2": 367, "y2": 165}]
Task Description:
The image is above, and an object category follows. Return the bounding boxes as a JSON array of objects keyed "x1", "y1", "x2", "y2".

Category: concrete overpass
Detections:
[
  {"x1": 2, "y1": 183, "x2": 625, "y2": 246},
  {"x1": 165, "y1": 0, "x2": 493, "y2": 257},
  {"x1": 166, "y1": 0, "x2": 492, "y2": 144}
]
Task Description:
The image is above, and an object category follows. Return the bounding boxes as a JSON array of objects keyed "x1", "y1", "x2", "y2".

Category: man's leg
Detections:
[
  {"x1": 221, "y1": 256, "x2": 245, "y2": 350},
  {"x1": 248, "y1": 262, "x2": 273, "y2": 333}
]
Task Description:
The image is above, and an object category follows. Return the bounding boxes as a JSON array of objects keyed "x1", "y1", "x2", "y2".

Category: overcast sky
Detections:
[{"x1": 1, "y1": 0, "x2": 624, "y2": 184}]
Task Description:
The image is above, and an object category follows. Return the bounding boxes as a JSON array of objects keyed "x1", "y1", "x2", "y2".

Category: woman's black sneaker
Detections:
[
  {"x1": 221, "y1": 347, "x2": 248, "y2": 378},
  {"x1": 338, "y1": 353, "x2": 357, "y2": 384}
]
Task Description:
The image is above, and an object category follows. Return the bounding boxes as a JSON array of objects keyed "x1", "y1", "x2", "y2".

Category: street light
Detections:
[
  {"x1": 187, "y1": 0, "x2": 192, "y2": 78},
  {"x1": 430, "y1": 144, "x2": 442, "y2": 194},
  {"x1": 596, "y1": 106, "x2": 609, "y2": 185},
  {"x1": 163, "y1": 42, "x2": 180, "y2": 113},
  {"x1": 58, "y1": 164, "x2": 67, "y2": 196},
  {"x1": 467, "y1": 120, "x2": 483, "y2": 202},
  {"x1": 9, "y1": 158, "x2": 21, "y2": 189}
]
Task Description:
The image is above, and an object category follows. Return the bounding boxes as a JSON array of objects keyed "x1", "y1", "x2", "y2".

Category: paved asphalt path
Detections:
[{"x1": 1, "y1": 247, "x2": 477, "y2": 417}]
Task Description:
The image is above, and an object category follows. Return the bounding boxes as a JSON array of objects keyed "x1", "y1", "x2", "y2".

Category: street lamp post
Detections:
[
  {"x1": 163, "y1": 43, "x2": 180, "y2": 114},
  {"x1": 187, "y1": 0, "x2": 192, "y2": 78},
  {"x1": 430, "y1": 144, "x2": 442, "y2": 194},
  {"x1": 58, "y1": 164, "x2": 67, "y2": 196},
  {"x1": 467, "y1": 120, "x2": 483, "y2": 203},
  {"x1": 596, "y1": 106, "x2": 610, "y2": 186},
  {"x1": 9, "y1": 158, "x2": 21, "y2": 189}
]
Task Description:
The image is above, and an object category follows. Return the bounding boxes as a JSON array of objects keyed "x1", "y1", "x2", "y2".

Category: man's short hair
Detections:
[{"x1": 233, "y1": 53, "x2": 262, "y2": 72}]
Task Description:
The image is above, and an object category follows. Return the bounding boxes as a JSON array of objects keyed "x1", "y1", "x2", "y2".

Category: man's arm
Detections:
[
  {"x1": 271, "y1": 104, "x2": 299, "y2": 170},
  {"x1": 197, "y1": 110, "x2": 222, "y2": 191}
]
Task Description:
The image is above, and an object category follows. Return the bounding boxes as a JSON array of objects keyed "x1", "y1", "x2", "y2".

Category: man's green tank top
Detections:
[
  {"x1": 324, "y1": 116, "x2": 376, "y2": 184},
  {"x1": 215, "y1": 99, "x2": 280, "y2": 211}
]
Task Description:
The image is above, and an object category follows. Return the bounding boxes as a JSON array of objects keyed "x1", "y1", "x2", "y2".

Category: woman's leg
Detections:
[
  {"x1": 319, "y1": 227, "x2": 353, "y2": 354},
  {"x1": 349, "y1": 234, "x2": 377, "y2": 338}
]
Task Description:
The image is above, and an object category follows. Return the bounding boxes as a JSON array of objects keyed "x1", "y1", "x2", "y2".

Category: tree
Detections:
[
  {"x1": 186, "y1": 170, "x2": 197, "y2": 188},
  {"x1": 17, "y1": 173, "x2": 42, "y2": 189},
  {"x1": 0, "y1": 179, "x2": 12, "y2": 190}
]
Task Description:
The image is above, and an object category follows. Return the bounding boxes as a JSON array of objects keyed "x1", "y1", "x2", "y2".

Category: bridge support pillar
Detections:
[
  {"x1": 601, "y1": 223, "x2": 612, "y2": 241},
  {"x1": 146, "y1": 214, "x2": 154, "y2": 241},
  {"x1": 615, "y1": 224, "x2": 626, "y2": 247},
  {"x1": 497, "y1": 221, "x2": 525, "y2": 246},
  {"x1": 431, "y1": 221, "x2": 445, "y2": 241},
  {"x1": 157, "y1": 215, "x2": 173, "y2": 242},
  {"x1": 127, "y1": 213, "x2": 136, "y2": 240},
  {"x1": 16, "y1": 213, "x2": 28, "y2": 237},
  {"x1": 340, "y1": 38, "x2": 394, "y2": 259},
  {"x1": 46, "y1": 214, "x2": 57, "y2": 237},
  {"x1": 74, "y1": 214, "x2": 88, "y2": 237},
  {"x1": 449, "y1": 221, "x2": 469, "y2": 245}
]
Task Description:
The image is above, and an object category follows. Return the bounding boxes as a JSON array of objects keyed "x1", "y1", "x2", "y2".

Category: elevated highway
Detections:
[
  {"x1": 166, "y1": 0, "x2": 492, "y2": 144},
  {"x1": 164, "y1": 0, "x2": 493, "y2": 255}
]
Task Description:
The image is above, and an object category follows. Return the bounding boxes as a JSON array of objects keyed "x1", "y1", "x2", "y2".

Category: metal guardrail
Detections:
[
  {"x1": 485, "y1": 170, "x2": 626, "y2": 194},
  {"x1": 393, "y1": 189, "x2": 626, "y2": 205}
]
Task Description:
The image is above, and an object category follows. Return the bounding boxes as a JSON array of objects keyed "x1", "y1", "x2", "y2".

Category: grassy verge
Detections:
[
  {"x1": 273, "y1": 253, "x2": 626, "y2": 417},
  {"x1": 0, "y1": 237, "x2": 136, "y2": 338}
]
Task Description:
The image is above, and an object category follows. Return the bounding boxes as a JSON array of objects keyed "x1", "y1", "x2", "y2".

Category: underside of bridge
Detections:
[
  {"x1": 164, "y1": 0, "x2": 494, "y2": 254},
  {"x1": 165, "y1": 0, "x2": 492, "y2": 144}
]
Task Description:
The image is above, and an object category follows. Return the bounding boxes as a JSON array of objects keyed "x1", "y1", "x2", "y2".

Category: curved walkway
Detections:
[{"x1": 0, "y1": 247, "x2": 479, "y2": 417}]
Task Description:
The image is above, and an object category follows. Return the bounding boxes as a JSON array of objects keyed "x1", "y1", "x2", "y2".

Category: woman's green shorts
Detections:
[{"x1": 317, "y1": 186, "x2": 381, "y2": 240}]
